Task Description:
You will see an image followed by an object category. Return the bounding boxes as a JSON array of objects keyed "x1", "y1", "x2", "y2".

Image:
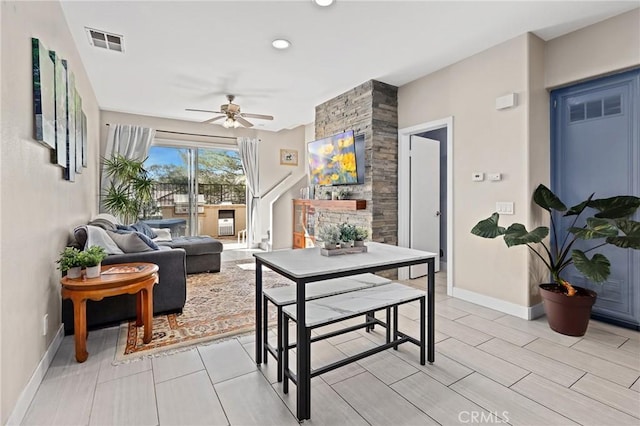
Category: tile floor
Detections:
[{"x1": 21, "y1": 251, "x2": 640, "y2": 425}]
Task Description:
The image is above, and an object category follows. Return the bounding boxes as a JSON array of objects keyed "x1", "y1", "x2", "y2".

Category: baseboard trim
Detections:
[
  {"x1": 6, "y1": 324, "x2": 65, "y2": 425},
  {"x1": 452, "y1": 287, "x2": 544, "y2": 320}
]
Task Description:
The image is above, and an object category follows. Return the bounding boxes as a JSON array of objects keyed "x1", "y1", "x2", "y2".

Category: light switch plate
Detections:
[
  {"x1": 488, "y1": 173, "x2": 502, "y2": 181},
  {"x1": 496, "y1": 201, "x2": 514, "y2": 215},
  {"x1": 472, "y1": 172, "x2": 484, "y2": 182}
]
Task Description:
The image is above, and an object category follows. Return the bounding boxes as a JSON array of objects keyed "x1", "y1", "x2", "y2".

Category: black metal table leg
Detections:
[
  {"x1": 255, "y1": 259, "x2": 263, "y2": 364},
  {"x1": 296, "y1": 279, "x2": 310, "y2": 420},
  {"x1": 427, "y1": 257, "x2": 435, "y2": 363}
]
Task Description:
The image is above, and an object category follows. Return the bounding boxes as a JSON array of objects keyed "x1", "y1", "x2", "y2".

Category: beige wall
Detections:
[
  {"x1": 545, "y1": 9, "x2": 640, "y2": 88},
  {"x1": 399, "y1": 34, "x2": 532, "y2": 307},
  {"x1": 398, "y1": 10, "x2": 639, "y2": 311},
  {"x1": 527, "y1": 33, "x2": 551, "y2": 304},
  {"x1": 99, "y1": 111, "x2": 306, "y2": 245},
  {"x1": 0, "y1": 1, "x2": 100, "y2": 422}
]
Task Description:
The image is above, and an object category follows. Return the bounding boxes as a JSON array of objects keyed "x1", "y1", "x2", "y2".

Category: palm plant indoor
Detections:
[
  {"x1": 102, "y1": 154, "x2": 154, "y2": 224},
  {"x1": 471, "y1": 184, "x2": 640, "y2": 335}
]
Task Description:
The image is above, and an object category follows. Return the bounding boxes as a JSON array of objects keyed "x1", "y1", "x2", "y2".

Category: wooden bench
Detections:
[
  {"x1": 281, "y1": 282, "x2": 426, "y2": 395},
  {"x1": 262, "y1": 273, "x2": 391, "y2": 381}
]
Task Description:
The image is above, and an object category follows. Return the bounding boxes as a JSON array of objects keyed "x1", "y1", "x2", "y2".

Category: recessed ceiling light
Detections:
[
  {"x1": 313, "y1": 0, "x2": 335, "y2": 6},
  {"x1": 272, "y1": 39, "x2": 291, "y2": 50}
]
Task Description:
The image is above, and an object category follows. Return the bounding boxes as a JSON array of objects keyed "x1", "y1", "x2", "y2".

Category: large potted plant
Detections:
[
  {"x1": 102, "y1": 154, "x2": 154, "y2": 224},
  {"x1": 471, "y1": 184, "x2": 640, "y2": 336}
]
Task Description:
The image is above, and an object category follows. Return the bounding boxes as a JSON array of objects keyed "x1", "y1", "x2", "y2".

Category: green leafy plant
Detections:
[
  {"x1": 471, "y1": 184, "x2": 640, "y2": 295},
  {"x1": 79, "y1": 246, "x2": 107, "y2": 268},
  {"x1": 339, "y1": 223, "x2": 357, "y2": 242},
  {"x1": 336, "y1": 188, "x2": 350, "y2": 200},
  {"x1": 56, "y1": 247, "x2": 82, "y2": 272},
  {"x1": 355, "y1": 226, "x2": 369, "y2": 241},
  {"x1": 318, "y1": 224, "x2": 341, "y2": 247},
  {"x1": 102, "y1": 154, "x2": 154, "y2": 224}
]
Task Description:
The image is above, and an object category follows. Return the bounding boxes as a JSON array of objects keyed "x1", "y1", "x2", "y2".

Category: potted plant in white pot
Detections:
[
  {"x1": 339, "y1": 223, "x2": 356, "y2": 248},
  {"x1": 79, "y1": 246, "x2": 107, "y2": 278},
  {"x1": 318, "y1": 224, "x2": 341, "y2": 250},
  {"x1": 56, "y1": 247, "x2": 83, "y2": 279},
  {"x1": 471, "y1": 184, "x2": 640, "y2": 336},
  {"x1": 354, "y1": 226, "x2": 369, "y2": 247}
]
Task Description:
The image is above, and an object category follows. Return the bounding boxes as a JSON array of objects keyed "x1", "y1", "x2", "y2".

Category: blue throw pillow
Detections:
[{"x1": 131, "y1": 222, "x2": 158, "y2": 239}]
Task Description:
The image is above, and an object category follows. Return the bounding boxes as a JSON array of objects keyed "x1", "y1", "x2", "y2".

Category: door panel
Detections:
[
  {"x1": 552, "y1": 69, "x2": 639, "y2": 328},
  {"x1": 410, "y1": 135, "x2": 440, "y2": 278}
]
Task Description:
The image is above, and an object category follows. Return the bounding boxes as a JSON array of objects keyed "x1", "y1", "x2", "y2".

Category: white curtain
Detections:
[
  {"x1": 100, "y1": 124, "x2": 156, "y2": 212},
  {"x1": 237, "y1": 137, "x2": 260, "y2": 248}
]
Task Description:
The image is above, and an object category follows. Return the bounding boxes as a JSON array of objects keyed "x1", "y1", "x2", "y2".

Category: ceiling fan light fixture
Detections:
[
  {"x1": 313, "y1": 0, "x2": 335, "y2": 6},
  {"x1": 223, "y1": 117, "x2": 240, "y2": 128},
  {"x1": 272, "y1": 39, "x2": 291, "y2": 50}
]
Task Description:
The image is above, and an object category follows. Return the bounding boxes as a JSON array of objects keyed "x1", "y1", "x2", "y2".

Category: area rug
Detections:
[{"x1": 114, "y1": 259, "x2": 292, "y2": 363}]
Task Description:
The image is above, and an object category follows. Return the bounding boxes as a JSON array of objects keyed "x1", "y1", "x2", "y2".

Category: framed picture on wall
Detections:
[
  {"x1": 280, "y1": 149, "x2": 298, "y2": 166},
  {"x1": 32, "y1": 38, "x2": 56, "y2": 149}
]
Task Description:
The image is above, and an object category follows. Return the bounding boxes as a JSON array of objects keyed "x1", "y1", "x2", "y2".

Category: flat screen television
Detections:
[{"x1": 308, "y1": 130, "x2": 364, "y2": 186}]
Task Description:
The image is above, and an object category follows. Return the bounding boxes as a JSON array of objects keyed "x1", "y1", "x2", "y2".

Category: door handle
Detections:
[{"x1": 435, "y1": 211, "x2": 441, "y2": 217}]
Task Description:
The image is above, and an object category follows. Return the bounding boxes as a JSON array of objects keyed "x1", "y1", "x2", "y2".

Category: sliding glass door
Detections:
[{"x1": 145, "y1": 143, "x2": 246, "y2": 243}]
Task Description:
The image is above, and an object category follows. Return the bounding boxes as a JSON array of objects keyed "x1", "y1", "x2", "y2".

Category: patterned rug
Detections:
[{"x1": 114, "y1": 259, "x2": 291, "y2": 363}]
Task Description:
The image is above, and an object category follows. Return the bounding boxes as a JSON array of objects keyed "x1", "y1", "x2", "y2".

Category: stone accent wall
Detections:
[{"x1": 314, "y1": 80, "x2": 398, "y2": 275}]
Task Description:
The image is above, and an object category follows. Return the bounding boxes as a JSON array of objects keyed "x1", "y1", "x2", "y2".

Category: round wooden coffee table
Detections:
[{"x1": 60, "y1": 262, "x2": 159, "y2": 362}]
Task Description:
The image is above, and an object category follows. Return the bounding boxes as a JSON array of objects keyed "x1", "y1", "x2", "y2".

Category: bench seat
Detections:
[
  {"x1": 281, "y1": 282, "x2": 426, "y2": 396},
  {"x1": 262, "y1": 273, "x2": 391, "y2": 381}
]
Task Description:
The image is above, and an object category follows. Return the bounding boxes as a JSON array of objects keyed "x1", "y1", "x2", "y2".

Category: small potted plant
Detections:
[
  {"x1": 471, "y1": 184, "x2": 640, "y2": 336},
  {"x1": 339, "y1": 223, "x2": 357, "y2": 248},
  {"x1": 354, "y1": 226, "x2": 369, "y2": 247},
  {"x1": 56, "y1": 247, "x2": 83, "y2": 279},
  {"x1": 336, "y1": 188, "x2": 350, "y2": 200},
  {"x1": 79, "y1": 246, "x2": 107, "y2": 278},
  {"x1": 318, "y1": 224, "x2": 341, "y2": 250}
]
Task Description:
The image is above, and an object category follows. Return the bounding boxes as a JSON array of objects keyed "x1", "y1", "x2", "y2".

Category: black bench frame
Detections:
[{"x1": 281, "y1": 294, "x2": 426, "y2": 395}]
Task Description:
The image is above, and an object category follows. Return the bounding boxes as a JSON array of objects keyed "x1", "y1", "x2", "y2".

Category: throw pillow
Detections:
[
  {"x1": 151, "y1": 227, "x2": 172, "y2": 242},
  {"x1": 107, "y1": 230, "x2": 158, "y2": 253},
  {"x1": 131, "y1": 221, "x2": 158, "y2": 239}
]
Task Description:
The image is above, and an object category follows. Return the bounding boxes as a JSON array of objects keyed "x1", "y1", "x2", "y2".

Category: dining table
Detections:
[{"x1": 253, "y1": 242, "x2": 437, "y2": 421}]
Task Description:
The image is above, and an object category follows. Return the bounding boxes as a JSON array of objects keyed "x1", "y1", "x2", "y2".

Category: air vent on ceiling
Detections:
[{"x1": 85, "y1": 27, "x2": 124, "y2": 52}]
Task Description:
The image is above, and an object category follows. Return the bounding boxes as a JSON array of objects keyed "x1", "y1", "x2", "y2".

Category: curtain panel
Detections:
[
  {"x1": 237, "y1": 137, "x2": 260, "y2": 248},
  {"x1": 100, "y1": 124, "x2": 156, "y2": 214}
]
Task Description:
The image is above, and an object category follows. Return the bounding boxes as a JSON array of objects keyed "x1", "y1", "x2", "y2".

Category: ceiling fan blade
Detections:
[
  {"x1": 186, "y1": 108, "x2": 223, "y2": 114},
  {"x1": 241, "y1": 113, "x2": 274, "y2": 120},
  {"x1": 202, "y1": 116, "x2": 225, "y2": 124},
  {"x1": 235, "y1": 116, "x2": 254, "y2": 128}
]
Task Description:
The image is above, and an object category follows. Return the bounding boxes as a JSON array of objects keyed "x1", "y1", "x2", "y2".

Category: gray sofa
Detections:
[
  {"x1": 158, "y1": 236, "x2": 223, "y2": 274},
  {"x1": 62, "y1": 247, "x2": 187, "y2": 334}
]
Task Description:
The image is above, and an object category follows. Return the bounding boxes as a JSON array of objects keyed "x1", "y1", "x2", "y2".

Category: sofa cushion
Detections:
[
  {"x1": 158, "y1": 236, "x2": 223, "y2": 256},
  {"x1": 107, "y1": 230, "x2": 157, "y2": 252}
]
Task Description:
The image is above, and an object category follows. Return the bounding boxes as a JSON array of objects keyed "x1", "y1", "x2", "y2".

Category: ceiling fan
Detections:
[{"x1": 186, "y1": 95, "x2": 274, "y2": 128}]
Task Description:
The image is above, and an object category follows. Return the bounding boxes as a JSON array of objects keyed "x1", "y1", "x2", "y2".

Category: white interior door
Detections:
[{"x1": 410, "y1": 135, "x2": 440, "y2": 278}]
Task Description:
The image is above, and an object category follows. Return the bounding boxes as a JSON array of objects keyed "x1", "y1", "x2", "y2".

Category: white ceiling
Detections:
[{"x1": 60, "y1": 1, "x2": 638, "y2": 132}]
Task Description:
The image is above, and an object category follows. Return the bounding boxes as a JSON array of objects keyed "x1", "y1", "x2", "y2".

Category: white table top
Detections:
[{"x1": 253, "y1": 242, "x2": 436, "y2": 280}]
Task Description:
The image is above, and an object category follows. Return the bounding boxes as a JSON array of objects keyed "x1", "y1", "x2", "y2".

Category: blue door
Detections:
[{"x1": 551, "y1": 69, "x2": 640, "y2": 330}]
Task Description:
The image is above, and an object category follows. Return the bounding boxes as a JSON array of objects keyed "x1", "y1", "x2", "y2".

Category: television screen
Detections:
[{"x1": 308, "y1": 130, "x2": 359, "y2": 186}]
